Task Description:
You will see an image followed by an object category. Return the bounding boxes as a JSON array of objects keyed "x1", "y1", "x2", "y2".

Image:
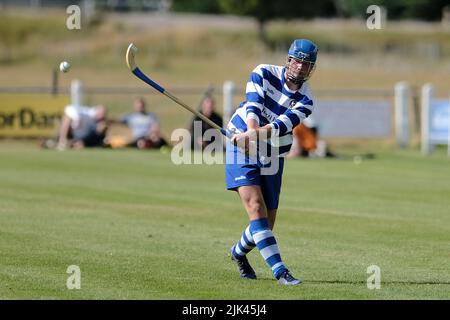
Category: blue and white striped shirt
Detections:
[{"x1": 227, "y1": 64, "x2": 315, "y2": 157}]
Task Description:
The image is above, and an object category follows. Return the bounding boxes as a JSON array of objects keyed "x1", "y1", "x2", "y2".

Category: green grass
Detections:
[{"x1": 0, "y1": 142, "x2": 449, "y2": 299}]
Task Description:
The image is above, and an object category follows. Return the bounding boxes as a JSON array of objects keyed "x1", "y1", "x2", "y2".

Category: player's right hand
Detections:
[{"x1": 231, "y1": 130, "x2": 257, "y2": 156}]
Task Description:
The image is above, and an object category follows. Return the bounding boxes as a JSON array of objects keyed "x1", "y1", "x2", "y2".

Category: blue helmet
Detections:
[
  {"x1": 286, "y1": 39, "x2": 318, "y2": 83},
  {"x1": 288, "y1": 39, "x2": 318, "y2": 63}
]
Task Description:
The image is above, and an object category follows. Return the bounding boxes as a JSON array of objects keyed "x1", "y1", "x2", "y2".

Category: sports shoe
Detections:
[
  {"x1": 277, "y1": 270, "x2": 302, "y2": 285},
  {"x1": 229, "y1": 246, "x2": 257, "y2": 280}
]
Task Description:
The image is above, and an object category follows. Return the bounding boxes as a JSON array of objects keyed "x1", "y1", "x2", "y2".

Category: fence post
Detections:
[
  {"x1": 82, "y1": 0, "x2": 96, "y2": 26},
  {"x1": 421, "y1": 83, "x2": 434, "y2": 155},
  {"x1": 71, "y1": 79, "x2": 83, "y2": 107},
  {"x1": 51, "y1": 68, "x2": 59, "y2": 96},
  {"x1": 223, "y1": 81, "x2": 235, "y2": 127},
  {"x1": 395, "y1": 82, "x2": 410, "y2": 148}
]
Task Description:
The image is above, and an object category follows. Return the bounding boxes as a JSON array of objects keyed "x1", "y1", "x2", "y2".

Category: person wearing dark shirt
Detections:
[{"x1": 190, "y1": 95, "x2": 223, "y2": 150}]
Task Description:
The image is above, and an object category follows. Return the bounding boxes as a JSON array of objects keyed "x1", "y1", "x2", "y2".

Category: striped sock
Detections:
[
  {"x1": 250, "y1": 218, "x2": 287, "y2": 279},
  {"x1": 232, "y1": 225, "x2": 256, "y2": 259}
]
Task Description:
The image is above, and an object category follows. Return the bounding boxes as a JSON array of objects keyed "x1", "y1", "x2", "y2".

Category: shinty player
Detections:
[{"x1": 226, "y1": 39, "x2": 318, "y2": 285}]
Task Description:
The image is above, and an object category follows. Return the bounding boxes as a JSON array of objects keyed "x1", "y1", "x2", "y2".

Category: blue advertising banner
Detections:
[{"x1": 429, "y1": 100, "x2": 450, "y2": 144}]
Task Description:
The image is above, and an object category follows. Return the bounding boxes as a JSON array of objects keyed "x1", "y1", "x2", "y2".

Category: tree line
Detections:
[{"x1": 171, "y1": 0, "x2": 449, "y2": 21}]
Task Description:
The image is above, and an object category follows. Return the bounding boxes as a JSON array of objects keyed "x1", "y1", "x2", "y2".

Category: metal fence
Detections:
[{"x1": 0, "y1": 81, "x2": 422, "y2": 145}]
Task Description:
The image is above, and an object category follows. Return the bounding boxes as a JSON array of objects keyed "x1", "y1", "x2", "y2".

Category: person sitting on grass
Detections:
[
  {"x1": 189, "y1": 95, "x2": 223, "y2": 151},
  {"x1": 56, "y1": 104, "x2": 108, "y2": 150},
  {"x1": 287, "y1": 117, "x2": 336, "y2": 158},
  {"x1": 120, "y1": 97, "x2": 168, "y2": 149},
  {"x1": 134, "y1": 124, "x2": 169, "y2": 150}
]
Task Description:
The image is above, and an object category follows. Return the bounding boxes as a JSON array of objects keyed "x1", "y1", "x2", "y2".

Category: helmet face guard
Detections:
[
  {"x1": 286, "y1": 39, "x2": 318, "y2": 84},
  {"x1": 286, "y1": 56, "x2": 316, "y2": 84}
]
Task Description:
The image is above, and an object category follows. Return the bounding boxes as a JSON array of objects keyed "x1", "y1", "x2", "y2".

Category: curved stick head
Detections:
[{"x1": 126, "y1": 43, "x2": 138, "y2": 71}]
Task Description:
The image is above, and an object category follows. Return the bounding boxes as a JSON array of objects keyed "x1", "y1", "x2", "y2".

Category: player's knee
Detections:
[{"x1": 247, "y1": 198, "x2": 267, "y2": 217}]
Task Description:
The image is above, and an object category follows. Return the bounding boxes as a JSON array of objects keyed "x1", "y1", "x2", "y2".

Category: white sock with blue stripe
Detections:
[
  {"x1": 232, "y1": 225, "x2": 256, "y2": 258},
  {"x1": 249, "y1": 217, "x2": 287, "y2": 279}
]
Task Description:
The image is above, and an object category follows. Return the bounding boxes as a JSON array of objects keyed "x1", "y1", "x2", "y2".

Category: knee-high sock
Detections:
[
  {"x1": 250, "y1": 217, "x2": 287, "y2": 278},
  {"x1": 232, "y1": 225, "x2": 256, "y2": 259}
]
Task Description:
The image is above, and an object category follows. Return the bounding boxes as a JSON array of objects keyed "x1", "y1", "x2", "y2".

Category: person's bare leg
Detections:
[
  {"x1": 237, "y1": 186, "x2": 277, "y2": 229},
  {"x1": 237, "y1": 185, "x2": 267, "y2": 220},
  {"x1": 231, "y1": 189, "x2": 277, "y2": 258},
  {"x1": 230, "y1": 186, "x2": 298, "y2": 284},
  {"x1": 267, "y1": 209, "x2": 277, "y2": 231}
]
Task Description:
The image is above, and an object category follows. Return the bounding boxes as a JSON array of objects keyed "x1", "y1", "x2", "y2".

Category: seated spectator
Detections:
[
  {"x1": 288, "y1": 117, "x2": 336, "y2": 158},
  {"x1": 189, "y1": 95, "x2": 223, "y2": 150},
  {"x1": 57, "y1": 104, "x2": 108, "y2": 150},
  {"x1": 121, "y1": 97, "x2": 157, "y2": 140},
  {"x1": 135, "y1": 124, "x2": 169, "y2": 150},
  {"x1": 120, "y1": 97, "x2": 167, "y2": 149}
]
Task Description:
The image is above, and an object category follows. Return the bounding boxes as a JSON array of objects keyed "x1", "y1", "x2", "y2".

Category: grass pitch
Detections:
[{"x1": 0, "y1": 143, "x2": 449, "y2": 299}]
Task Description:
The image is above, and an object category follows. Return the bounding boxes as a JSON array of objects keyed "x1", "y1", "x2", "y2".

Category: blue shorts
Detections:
[{"x1": 225, "y1": 141, "x2": 285, "y2": 210}]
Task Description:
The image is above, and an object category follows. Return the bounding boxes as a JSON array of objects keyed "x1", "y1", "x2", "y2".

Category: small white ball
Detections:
[{"x1": 59, "y1": 61, "x2": 71, "y2": 73}]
